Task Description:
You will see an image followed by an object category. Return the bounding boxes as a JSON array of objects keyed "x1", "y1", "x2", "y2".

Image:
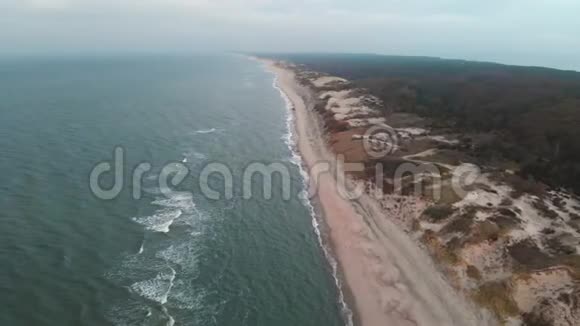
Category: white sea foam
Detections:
[
  {"x1": 152, "y1": 193, "x2": 195, "y2": 211},
  {"x1": 161, "y1": 306, "x2": 175, "y2": 326},
  {"x1": 133, "y1": 209, "x2": 183, "y2": 233},
  {"x1": 194, "y1": 128, "x2": 220, "y2": 134},
  {"x1": 271, "y1": 75, "x2": 355, "y2": 326},
  {"x1": 110, "y1": 192, "x2": 209, "y2": 325},
  {"x1": 145, "y1": 174, "x2": 159, "y2": 181},
  {"x1": 183, "y1": 151, "x2": 207, "y2": 161},
  {"x1": 192, "y1": 152, "x2": 207, "y2": 160},
  {"x1": 151, "y1": 198, "x2": 208, "y2": 244},
  {"x1": 156, "y1": 243, "x2": 200, "y2": 270},
  {"x1": 142, "y1": 186, "x2": 172, "y2": 196},
  {"x1": 167, "y1": 279, "x2": 216, "y2": 318},
  {"x1": 130, "y1": 267, "x2": 176, "y2": 305},
  {"x1": 303, "y1": 191, "x2": 354, "y2": 326}
]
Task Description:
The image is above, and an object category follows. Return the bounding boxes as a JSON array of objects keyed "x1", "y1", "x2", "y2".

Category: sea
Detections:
[{"x1": 0, "y1": 54, "x2": 348, "y2": 326}]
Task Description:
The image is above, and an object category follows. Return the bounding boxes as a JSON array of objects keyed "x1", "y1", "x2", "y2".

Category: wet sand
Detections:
[{"x1": 263, "y1": 59, "x2": 498, "y2": 326}]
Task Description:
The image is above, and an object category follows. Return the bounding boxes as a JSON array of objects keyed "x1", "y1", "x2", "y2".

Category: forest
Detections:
[{"x1": 269, "y1": 53, "x2": 580, "y2": 194}]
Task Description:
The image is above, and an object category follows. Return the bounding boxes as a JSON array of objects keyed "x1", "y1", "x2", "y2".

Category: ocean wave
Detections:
[
  {"x1": 156, "y1": 243, "x2": 200, "y2": 272},
  {"x1": 145, "y1": 174, "x2": 159, "y2": 181},
  {"x1": 152, "y1": 193, "x2": 195, "y2": 211},
  {"x1": 167, "y1": 280, "x2": 218, "y2": 323},
  {"x1": 122, "y1": 191, "x2": 209, "y2": 310},
  {"x1": 138, "y1": 240, "x2": 144, "y2": 255},
  {"x1": 182, "y1": 151, "x2": 207, "y2": 161},
  {"x1": 304, "y1": 196, "x2": 354, "y2": 326},
  {"x1": 194, "y1": 128, "x2": 220, "y2": 135},
  {"x1": 130, "y1": 267, "x2": 176, "y2": 305},
  {"x1": 297, "y1": 189, "x2": 311, "y2": 208},
  {"x1": 133, "y1": 209, "x2": 183, "y2": 233},
  {"x1": 161, "y1": 306, "x2": 175, "y2": 326},
  {"x1": 192, "y1": 152, "x2": 207, "y2": 160},
  {"x1": 142, "y1": 186, "x2": 173, "y2": 196},
  {"x1": 134, "y1": 191, "x2": 205, "y2": 235}
]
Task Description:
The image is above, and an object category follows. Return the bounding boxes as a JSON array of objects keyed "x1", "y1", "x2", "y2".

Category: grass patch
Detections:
[
  {"x1": 435, "y1": 182, "x2": 463, "y2": 204},
  {"x1": 440, "y1": 206, "x2": 478, "y2": 235},
  {"x1": 421, "y1": 230, "x2": 461, "y2": 265},
  {"x1": 532, "y1": 199, "x2": 560, "y2": 220},
  {"x1": 469, "y1": 221, "x2": 501, "y2": 244},
  {"x1": 423, "y1": 204, "x2": 455, "y2": 222},
  {"x1": 522, "y1": 312, "x2": 552, "y2": 326},
  {"x1": 472, "y1": 281, "x2": 520, "y2": 322},
  {"x1": 466, "y1": 265, "x2": 482, "y2": 280},
  {"x1": 504, "y1": 174, "x2": 547, "y2": 199},
  {"x1": 508, "y1": 240, "x2": 554, "y2": 271}
]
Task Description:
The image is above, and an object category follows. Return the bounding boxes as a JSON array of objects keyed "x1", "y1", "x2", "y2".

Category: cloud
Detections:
[
  {"x1": 26, "y1": 0, "x2": 71, "y2": 10},
  {"x1": 0, "y1": 0, "x2": 578, "y2": 70}
]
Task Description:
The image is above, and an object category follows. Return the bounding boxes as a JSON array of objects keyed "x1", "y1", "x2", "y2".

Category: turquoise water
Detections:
[{"x1": 0, "y1": 55, "x2": 346, "y2": 325}]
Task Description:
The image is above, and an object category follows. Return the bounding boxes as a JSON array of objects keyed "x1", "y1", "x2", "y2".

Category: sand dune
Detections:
[{"x1": 264, "y1": 60, "x2": 496, "y2": 326}]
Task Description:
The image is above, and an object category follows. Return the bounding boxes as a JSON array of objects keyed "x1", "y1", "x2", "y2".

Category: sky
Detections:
[{"x1": 1, "y1": 0, "x2": 579, "y2": 70}]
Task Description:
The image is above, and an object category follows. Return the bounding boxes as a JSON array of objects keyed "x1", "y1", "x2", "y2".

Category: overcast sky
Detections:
[{"x1": 1, "y1": 0, "x2": 579, "y2": 70}]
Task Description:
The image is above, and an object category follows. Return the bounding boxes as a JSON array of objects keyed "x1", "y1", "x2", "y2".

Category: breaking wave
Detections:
[
  {"x1": 194, "y1": 128, "x2": 220, "y2": 135},
  {"x1": 133, "y1": 209, "x2": 183, "y2": 233},
  {"x1": 130, "y1": 267, "x2": 176, "y2": 305},
  {"x1": 107, "y1": 190, "x2": 212, "y2": 326}
]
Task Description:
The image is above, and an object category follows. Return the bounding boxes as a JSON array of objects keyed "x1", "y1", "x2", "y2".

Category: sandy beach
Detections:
[{"x1": 264, "y1": 60, "x2": 496, "y2": 326}]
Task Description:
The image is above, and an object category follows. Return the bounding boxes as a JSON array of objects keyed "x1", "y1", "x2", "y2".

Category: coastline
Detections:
[
  {"x1": 271, "y1": 72, "x2": 355, "y2": 326},
  {"x1": 263, "y1": 59, "x2": 496, "y2": 326}
]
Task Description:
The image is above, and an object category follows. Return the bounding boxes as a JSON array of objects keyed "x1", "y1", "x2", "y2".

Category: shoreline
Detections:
[
  {"x1": 271, "y1": 73, "x2": 356, "y2": 326},
  {"x1": 267, "y1": 60, "x2": 370, "y2": 326},
  {"x1": 263, "y1": 59, "x2": 496, "y2": 326}
]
